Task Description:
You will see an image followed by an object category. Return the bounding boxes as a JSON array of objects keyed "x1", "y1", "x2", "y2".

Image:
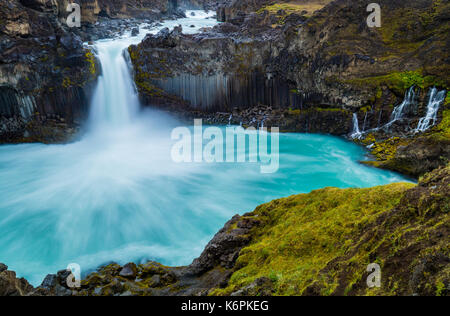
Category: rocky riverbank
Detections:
[{"x1": 1, "y1": 164, "x2": 448, "y2": 296}]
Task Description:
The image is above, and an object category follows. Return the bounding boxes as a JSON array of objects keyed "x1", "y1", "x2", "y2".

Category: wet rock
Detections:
[
  {"x1": 40, "y1": 274, "x2": 57, "y2": 289},
  {"x1": 190, "y1": 214, "x2": 258, "y2": 274},
  {"x1": 119, "y1": 263, "x2": 138, "y2": 279},
  {"x1": 0, "y1": 266, "x2": 34, "y2": 296},
  {"x1": 150, "y1": 274, "x2": 161, "y2": 287},
  {"x1": 131, "y1": 27, "x2": 139, "y2": 37}
]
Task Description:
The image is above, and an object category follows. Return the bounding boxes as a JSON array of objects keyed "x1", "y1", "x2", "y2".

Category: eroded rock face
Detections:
[
  {"x1": 0, "y1": 0, "x2": 191, "y2": 144},
  {"x1": 0, "y1": 0, "x2": 100, "y2": 143},
  {"x1": 0, "y1": 264, "x2": 34, "y2": 296},
  {"x1": 129, "y1": 0, "x2": 448, "y2": 137}
]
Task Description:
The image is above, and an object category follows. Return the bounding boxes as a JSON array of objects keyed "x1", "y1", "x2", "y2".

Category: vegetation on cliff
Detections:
[
  {"x1": 5, "y1": 165, "x2": 446, "y2": 296},
  {"x1": 212, "y1": 167, "x2": 448, "y2": 296}
]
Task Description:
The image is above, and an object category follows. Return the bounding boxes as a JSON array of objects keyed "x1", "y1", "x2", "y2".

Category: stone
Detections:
[
  {"x1": 0, "y1": 263, "x2": 7, "y2": 273},
  {"x1": 119, "y1": 263, "x2": 137, "y2": 279}
]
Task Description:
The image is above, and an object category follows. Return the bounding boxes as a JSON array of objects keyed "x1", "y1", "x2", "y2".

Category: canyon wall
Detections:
[
  {"x1": 130, "y1": 0, "x2": 448, "y2": 127},
  {"x1": 0, "y1": 0, "x2": 100, "y2": 143}
]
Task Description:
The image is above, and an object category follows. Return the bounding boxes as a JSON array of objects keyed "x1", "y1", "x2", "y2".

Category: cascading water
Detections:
[
  {"x1": 0, "y1": 11, "x2": 410, "y2": 286},
  {"x1": 415, "y1": 88, "x2": 446, "y2": 133},
  {"x1": 88, "y1": 41, "x2": 140, "y2": 129},
  {"x1": 351, "y1": 113, "x2": 362, "y2": 139},
  {"x1": 385, "y1": 86, "x2": 416, "y2": 128}
]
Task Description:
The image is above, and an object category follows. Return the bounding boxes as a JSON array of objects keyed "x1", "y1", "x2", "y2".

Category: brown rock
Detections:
[
  {"x1": 0, "y1": 268, "x2": 34, "y2": 296},
  {"x1": 119, "y1": 263, "x2": 138, "y2": 279}
]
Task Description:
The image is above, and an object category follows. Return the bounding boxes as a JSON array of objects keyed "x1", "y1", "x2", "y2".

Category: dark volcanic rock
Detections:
[
  {"x1": 0, "y1": 264, "x2": 34, "y2": 296},
  {"x1": 190, "y1": 214, "x2": 259, "y2": 274},
  {"x1": 0, "y1": 0, "x2": 100, "y2": 143},
  {"x1": 119, "y1": 263, "x2": 138, "y2": 279}
]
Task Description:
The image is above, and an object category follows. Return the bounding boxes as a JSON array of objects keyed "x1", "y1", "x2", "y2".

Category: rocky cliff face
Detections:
[
  {"x1": 131, "y1": 0, "x2": 448, "y2": 117},
  {"x1": 0, "y1": 0, "x2": 189, "y2": 143},
  {"x1": 0, "y1": 0, "x2": 100, "y2": 143}
]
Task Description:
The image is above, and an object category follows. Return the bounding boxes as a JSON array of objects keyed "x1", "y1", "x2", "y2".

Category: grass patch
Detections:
[{"x1": 213, "y1": 183, "x2": 415, "y2": 296}]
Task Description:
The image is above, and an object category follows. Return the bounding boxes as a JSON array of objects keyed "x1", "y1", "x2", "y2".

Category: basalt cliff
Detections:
[{"x1": 129, "y1": 0, "x2": 449, "y2": 177}]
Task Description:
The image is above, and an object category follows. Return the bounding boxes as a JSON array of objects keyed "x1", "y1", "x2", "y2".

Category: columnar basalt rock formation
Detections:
[{"x1": 0, "y1": 0, "x2": 101, "y2": 143}]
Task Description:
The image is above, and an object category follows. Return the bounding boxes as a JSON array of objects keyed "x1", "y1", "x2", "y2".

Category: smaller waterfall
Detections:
[
  {"x1": 415, "y1": 88, "x2": 446, "y2": 133},
  {"x1": 362, "y1": 112, "x2": 368, "y2": 131},
  {"x1": 228, "y1": 114, "x2": 232, "y2": 126},
  {"x1": 351, "y1": 113, "x2": 362, "y2": 139},
  {"x1": 385, "y1": 86, "x2": 416, "y2": 128},
  {"x1": 377, "y1": 109, "x2": 383, "y2": 128},
  {"x1": 260, "y1": 115, "x2": 267, "y2": 129}
]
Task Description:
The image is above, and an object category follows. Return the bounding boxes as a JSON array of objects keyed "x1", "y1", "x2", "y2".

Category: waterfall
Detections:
[
  {"x1": 415, "y1": 88, "x2": 446, "y2": 133},
  {"x1": 351, "y1": 113, "x2": 362, "y2": 139},
  {"x1": 385, "y1": 86, "x2": 415, "y2": 128},
  {"x1": 89, "y1": 40, "x2": 140, "y2": 130},
  {"x1": 362, "y1": 111, "x2": 368, "y2": 131},
  {"x1": 88, "y1": 10, "x2": 219, "y2": 130}
]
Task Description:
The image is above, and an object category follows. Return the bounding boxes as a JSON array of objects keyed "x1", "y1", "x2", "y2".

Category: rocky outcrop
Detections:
[
  {"x1": 0, "y1": 264, "x2": 34, "y2": 296},
  {"x1": 0, "y1": 0, "x2": 100, "y2": 143}
]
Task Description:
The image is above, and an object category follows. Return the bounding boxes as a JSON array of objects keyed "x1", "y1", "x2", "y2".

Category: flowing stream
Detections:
[
  {"x1": 415, "y1": 88, "x2": 446, "y2": 132},
  {"x1": 0, "y1": 11, "x2": 410, "y2": 285}
]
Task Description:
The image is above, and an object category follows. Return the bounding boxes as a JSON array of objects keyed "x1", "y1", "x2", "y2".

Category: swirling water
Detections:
[{"x1": 0, "y1": 11, "x2": 410, "y2": 285}]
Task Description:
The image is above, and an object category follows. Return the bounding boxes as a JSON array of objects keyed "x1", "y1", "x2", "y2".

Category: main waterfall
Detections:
[
  {"x1": 0, "y1": 11, "x2": 409, "y2": 286},
  {"x1": 89, "y1": 41, "x2": 140, "y2": 128}
]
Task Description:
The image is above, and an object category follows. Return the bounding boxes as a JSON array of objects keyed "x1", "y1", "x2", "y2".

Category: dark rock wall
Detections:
[
  {"x1": 130, "y1": 0, "x2": 449, "y2": 136},
  {"x1": 151, "y1": 72, "x2": 307, "y2": 111},
  {"x1": 0, "y1": 0, "x2": 99, "y2": 143}
]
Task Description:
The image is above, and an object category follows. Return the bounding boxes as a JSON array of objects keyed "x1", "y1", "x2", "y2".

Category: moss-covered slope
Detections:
[{"x1": 213, "y1": 167, "x2": 449, "y2": 296}]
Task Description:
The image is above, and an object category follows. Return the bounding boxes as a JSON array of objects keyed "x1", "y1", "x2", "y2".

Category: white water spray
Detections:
[
  {"x1": 415, "y1": 88, "x2": 446, "y2": 133},
  {"x1": 351, "y1": 113, "x2": 362, "y2": 139},
  {"x1": 385, "y1": 86, "x2": 415, "y2": 128}
]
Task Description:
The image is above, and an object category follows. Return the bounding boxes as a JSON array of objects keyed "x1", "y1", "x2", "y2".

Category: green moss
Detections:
[
  {"x1": 431, "y1": 109, "x2": 450, "y2": 141},
  {"x1": 85, "y1": 50, "x2": 96, "y2": 76},
  {"x1": 213, "y1": 183, "x2": 415, "y2": 296},
  {"x1": 62, "y1": 77, "x2": 72, "y2": 88},
  {"x1": 379, "y1": 0, "x2": 449, "y2": 52},
  {"x1": 257, "y1": 2, "x2": 329, "y2": 25},
  {"x1": 345, "y1": 70, "x2": 447, "y2": 96}
]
